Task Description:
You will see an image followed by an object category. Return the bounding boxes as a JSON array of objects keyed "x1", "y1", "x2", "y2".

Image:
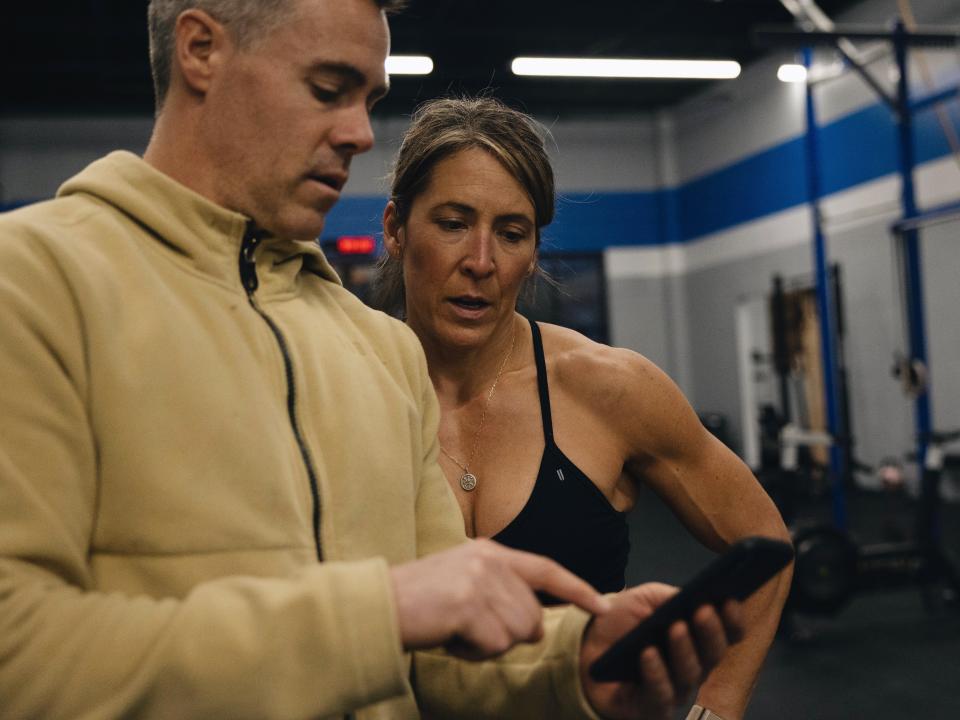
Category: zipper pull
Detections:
[{"x1": 239, "y1": 223, "x2": 263, "y2": 295}]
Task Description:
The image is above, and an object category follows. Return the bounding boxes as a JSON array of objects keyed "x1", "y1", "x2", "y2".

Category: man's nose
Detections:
[{"x1": 331, "y1": 104, "x2": 375, "y2": 156}]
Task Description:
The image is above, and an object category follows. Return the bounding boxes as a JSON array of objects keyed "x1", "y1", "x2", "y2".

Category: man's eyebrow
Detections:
[{"x1": 308, "y1": 61, "x2": 390, "y2": 101}]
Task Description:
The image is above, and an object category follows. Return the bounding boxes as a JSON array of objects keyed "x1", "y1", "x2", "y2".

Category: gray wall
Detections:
[
  {"x1": 0, "y1": 117, "x2": 153, "y2": 203},
  {"x1": 679, "y1": 219, "x2": 925, "y2": 474},
  {"x1": 923, "y1": 218, "x2": 960, "y2": 435},
  {"x1": 0, "y1": 115, "x2": 409, "y2": 204}
]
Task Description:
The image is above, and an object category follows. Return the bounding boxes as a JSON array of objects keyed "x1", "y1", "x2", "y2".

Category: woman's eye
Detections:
[{"x1": 501, "y1": 228, "x2": 527, "y2": 243}]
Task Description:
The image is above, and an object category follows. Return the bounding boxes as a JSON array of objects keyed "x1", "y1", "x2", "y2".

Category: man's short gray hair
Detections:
[{"x1": 146, "y1": 0, "x2": 405, "y2": 112}]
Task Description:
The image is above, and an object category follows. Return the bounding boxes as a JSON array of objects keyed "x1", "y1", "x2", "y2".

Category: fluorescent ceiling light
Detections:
[
  {"x1": 386, "y1": 55, "x2": 434, "y2": 75},
  {"x1": 777, "y1": 64, "x2": 808, "y2": 83},
  {"x1": 510, "y1": 57, "x2": 741, "y2": 80}
]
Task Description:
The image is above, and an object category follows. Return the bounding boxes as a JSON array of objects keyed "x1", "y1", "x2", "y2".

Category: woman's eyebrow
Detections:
[
  {"x1": 431, "y1": 203, "x2": 533, "y2": 226},
  {"x1": 431, "y1": 202, "x2": 475, "y2": 215},
  {"x1": 496, "y1": 213, "x2": 534, "y2": 227}
]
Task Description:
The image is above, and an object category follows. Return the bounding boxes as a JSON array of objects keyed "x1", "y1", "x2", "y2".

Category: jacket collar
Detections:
[{"x1": 57, "y1": 151, "x2": 342, "y2": 289}]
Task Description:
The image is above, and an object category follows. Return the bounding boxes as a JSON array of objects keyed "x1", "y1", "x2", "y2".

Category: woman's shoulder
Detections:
[
  {"x1": 535, "y1": 321, "x2": 697, "y2": 454},
  {"x1": 535, "y1": 322, "x2": 674, "y2": 407},
  {"x1": 538, "y1": 323, "x2": 663, "y2": 382}
]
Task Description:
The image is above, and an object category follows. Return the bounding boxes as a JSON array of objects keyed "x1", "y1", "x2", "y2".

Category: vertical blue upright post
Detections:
[
  {"x1": 803, "y1": 47, "x2": 848, "y2": 530},
  {"x1": 893, "y1": 22, "x2": 935, "y2": 537}
]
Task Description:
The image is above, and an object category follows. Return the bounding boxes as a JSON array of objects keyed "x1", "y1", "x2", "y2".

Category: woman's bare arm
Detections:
[{"x1": 585, "y1": 346, "x2": 793, "y2": 720}]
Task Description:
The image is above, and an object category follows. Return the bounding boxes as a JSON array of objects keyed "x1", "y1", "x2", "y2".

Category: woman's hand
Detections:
[{"x1": 580, "y1": 583, "x2": 744, "y2": 720}]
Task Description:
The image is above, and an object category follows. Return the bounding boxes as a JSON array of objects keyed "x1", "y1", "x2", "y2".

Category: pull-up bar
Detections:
[
  {"x1": 893, "y1": 197, "x2": 960, "y2": 234},
  {"x1": 756, "y1": 25, "x2": 960, "y2": 47},
  {"x1": 756, "y1": 24, "x2": 960, "y2": 113}
]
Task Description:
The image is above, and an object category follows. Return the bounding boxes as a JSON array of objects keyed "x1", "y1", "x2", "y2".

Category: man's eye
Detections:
[
  {"x1": 311, "y1": 85, "x2": 340, "y2": 103},
  {"x1": 438, "y1": 219, "x2": 465, "y2": 231}
]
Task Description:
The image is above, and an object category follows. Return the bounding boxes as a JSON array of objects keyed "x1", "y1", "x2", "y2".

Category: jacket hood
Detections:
[{"x1": 57, "y1": 151, "x2": 341, "y2": 287}]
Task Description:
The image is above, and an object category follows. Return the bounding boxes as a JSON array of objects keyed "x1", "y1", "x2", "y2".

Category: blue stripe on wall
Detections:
[
  {"x1": 676, "y1": 139, "x2": 810, "y2": 242},
  {"x1": 323, "y1": 190, "x2": 668, "y2": 253},
  {"x1": 9, "y1": 91, "x2": 957, "y2": 251},
  {"x1": 818, "y1": 103, "x2": 899, "y2": 197},
  {"x1": 322, "y1": 93, "x2": 960, "y2": 253},
  {"x1": 321, "y1": 196, "x2": 387, "y2": 246},
  {"x1": 546, "y1": 191, "x2": 664, "y2": 251}
]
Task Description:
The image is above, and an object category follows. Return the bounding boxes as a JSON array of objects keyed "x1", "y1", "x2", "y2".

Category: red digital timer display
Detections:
[{"x1": 336, "y1": 236, "x2": 376, "y2": 255}]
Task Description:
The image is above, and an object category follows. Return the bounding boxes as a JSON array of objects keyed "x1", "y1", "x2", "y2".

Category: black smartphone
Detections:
[{"x1": 588, "y1": 536, "x2": 794, "y2": 683}]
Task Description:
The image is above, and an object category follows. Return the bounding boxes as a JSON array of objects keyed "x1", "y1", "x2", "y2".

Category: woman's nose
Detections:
[{"x1": 461, "y1": 230, "x2": 495, "y2": 277}]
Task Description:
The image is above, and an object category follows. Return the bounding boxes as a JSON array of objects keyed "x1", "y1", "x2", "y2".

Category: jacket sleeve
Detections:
[
  {"x1": 0, "y1": 230, "x2": 409, "y2": 719},
  {"x1": 402, "y1": 337, "x2": 602, "y2": 720},
  {"x1": 412, "y1": 606, "x2": 603, "y2": 720}
]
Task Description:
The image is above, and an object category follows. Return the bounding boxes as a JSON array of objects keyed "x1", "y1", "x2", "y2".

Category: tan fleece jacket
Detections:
[{"x1": 0, "y1": 152, "x2": 599, "y2": 720}]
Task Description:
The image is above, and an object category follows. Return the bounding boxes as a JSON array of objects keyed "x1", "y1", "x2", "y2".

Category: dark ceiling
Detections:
[{"x1": 4, "y1": 0, "x2": 862, "y2": 118}]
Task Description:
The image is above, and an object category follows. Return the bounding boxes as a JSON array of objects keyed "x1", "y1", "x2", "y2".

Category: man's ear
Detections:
[
  {"x1": 173, "y1": 9, "x2": 230, "y2": 97},
  {"x1": 382, "y1": 201, "x2": 404, "y2": 258}
]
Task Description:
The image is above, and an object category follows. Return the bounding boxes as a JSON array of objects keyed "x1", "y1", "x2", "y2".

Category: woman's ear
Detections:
[
  {"x1": 526, "y1": 251, "x2": 538, "y2": 278},
  {"x1": 382, "y1": 201, "x2": 404, "y2": 259}
]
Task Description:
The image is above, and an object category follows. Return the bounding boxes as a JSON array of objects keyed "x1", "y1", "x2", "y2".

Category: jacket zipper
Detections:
[
  {"x1": 239, "y1": 224, "x2": 324, "y2": 562},
  {"x1": 242, "y1": 229, "x2": 356, "y2": 720}
]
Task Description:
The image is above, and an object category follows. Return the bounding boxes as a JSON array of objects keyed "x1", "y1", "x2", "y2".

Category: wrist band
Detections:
[{"x1": 686, "y1": 705, "x2": 728, "y2": 720}]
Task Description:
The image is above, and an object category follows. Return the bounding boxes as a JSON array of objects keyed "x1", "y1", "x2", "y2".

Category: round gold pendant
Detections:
[{"x1": 459, "y1": 473, "x2": 477, "y2": 492}]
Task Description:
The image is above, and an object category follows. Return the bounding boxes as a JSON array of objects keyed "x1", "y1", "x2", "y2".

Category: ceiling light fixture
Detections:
[
  {"x1": 510, "y1": 57, "x2": 742, "y2": 80},
  {"x1": 777, "y1": 64, "x2": 808, "y2": 83},
  {"x1": 386, "y1": 55, "x2": 434, "y2": 75}
]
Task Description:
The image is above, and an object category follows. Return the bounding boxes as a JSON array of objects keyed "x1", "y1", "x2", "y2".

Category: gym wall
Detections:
[
  {"x1": 1, "y1": 0, "x2": 957, "y2": 485},
  {"x1": 653, "y1": 0, "x2": 960, "y2": 478}
]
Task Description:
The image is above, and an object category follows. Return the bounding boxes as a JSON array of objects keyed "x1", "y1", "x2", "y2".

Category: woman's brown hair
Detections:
[{"x1": 371, "y1": 96, "x2": 555, "y2": 316}]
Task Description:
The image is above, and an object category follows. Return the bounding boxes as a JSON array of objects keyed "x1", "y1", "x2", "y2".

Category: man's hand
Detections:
[
  {"x1": 390, "y1": 538, "x2": 611, "y2": 660},
  {"x1": 580, "y1": 583, "x2": 744, "y2": 720}
]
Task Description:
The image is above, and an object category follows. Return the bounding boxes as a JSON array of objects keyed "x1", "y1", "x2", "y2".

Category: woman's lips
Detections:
[{"x1": 448, "y1": 296, "x2": 492, "y2": 319}]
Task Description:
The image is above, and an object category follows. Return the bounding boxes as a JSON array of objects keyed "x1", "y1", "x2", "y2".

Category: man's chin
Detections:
[{"x1": 270, "y1": 211, "x2": 327, "y2": 241}]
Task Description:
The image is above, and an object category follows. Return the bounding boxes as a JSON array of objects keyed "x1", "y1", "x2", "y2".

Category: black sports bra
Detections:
[{"x1": 492, "y1": 318, "x2": 629, "y2": 602}]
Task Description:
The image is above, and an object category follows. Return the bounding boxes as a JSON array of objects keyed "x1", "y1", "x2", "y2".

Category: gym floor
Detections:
[{"x1": 625, "y1": 484, "x2": 960, "y2": 719}]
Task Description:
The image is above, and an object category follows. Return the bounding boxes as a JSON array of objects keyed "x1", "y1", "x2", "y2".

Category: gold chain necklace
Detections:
[{"x1": 439, "y1": 322, "x2": 517, "y2": 492}]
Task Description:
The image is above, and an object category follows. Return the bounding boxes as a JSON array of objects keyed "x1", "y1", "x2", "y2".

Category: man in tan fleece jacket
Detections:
[{"x1": 0, "y1": 1, "x2": 744, "y2": 718}]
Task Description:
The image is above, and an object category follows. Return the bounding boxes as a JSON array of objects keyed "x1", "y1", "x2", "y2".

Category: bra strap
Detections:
[{"x1": 528, "y1": 317, "x2": 554, "y2": 442}]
